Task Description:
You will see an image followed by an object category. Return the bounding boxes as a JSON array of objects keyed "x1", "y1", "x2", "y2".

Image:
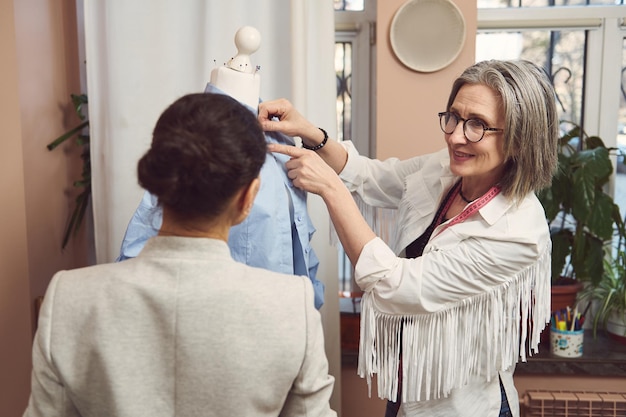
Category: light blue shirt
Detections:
[{"x1": 116, "y1": 84, "x2": 324, "y2": 308}]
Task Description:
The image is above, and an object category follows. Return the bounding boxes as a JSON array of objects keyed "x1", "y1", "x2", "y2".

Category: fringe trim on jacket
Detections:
[{"x1": 357, "y1": 247, "x2": 551, "y2": 402}]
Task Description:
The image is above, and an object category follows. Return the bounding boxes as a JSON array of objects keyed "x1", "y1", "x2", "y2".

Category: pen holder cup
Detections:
[{"x1": 550, "y1": 327, "x2": 584, "y2": 358}]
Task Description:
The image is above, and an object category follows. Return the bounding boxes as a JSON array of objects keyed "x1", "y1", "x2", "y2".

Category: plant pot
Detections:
[
  {"x1": 540, "y1": 278, "x2": 583, "y2": 346},
  {"x1": 606, "y1": 311, "x2": 626, "y2": 345},
  {"x1": 551, "y1": 277, "x2": 583, "y2": 312}
]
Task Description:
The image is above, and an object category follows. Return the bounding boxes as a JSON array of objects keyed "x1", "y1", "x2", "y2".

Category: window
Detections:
[
  {"x1": 618, "y1": 39, "x2": 626, "y2": 221},
  {"x1": 477, "y1": 4, "x2": 626, "y2": 236},
  {"x1": 335, "y1": 0, "x2": 376, "y2": 314},
  {"x1": 478, "y1": 0, "x2": 622, "y2": 6},
  {"x1": 334, "y1": 0, "x2": 365, "y2": 11},
  {"x1": 335, "y1": 0, "x2": 375, "y2": 156}
]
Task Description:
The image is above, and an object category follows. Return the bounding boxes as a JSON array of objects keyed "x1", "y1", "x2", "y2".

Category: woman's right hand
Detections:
[
  {"x1": 269, "y1": 142, "x2": 376, "y2": 266},
  {"x1": 267, "y1": 143, "x2": 342, "y2": 198},
  {"x1": 258, "y1": 99, "x2": 325, "y2": 147}
]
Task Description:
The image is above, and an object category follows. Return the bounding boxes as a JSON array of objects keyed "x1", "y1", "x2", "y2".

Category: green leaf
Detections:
[
  {"x1": 46, "y1": 120, "x2": 89, "y2": 151},
  {"x1": 558, "y1": 125, "x2": 580, "y2": 146},
  {"x1": 585, "y1": 134, "x2": 608, "y2": 150},
  {"x1": 537, "y1": 186, "x2": 559, "y2": 221},
  {"x1": 571, "y1": 167, "x2": 594, "y2": 224},
  {"x1": 571, "y1": 231, "x2": 604, "y2": 284},
  {"x1": 49, "y1": 94, "x2": 92, "y2": 249},
  {"x1": 583, "y1": 146, "x2": 612, "y2": 180},
  {"x1": 550, "y1": 229, "x2": 573, "y2": 282},
  {"x1": 71, "y1": 94, "x2": 89, "y2": 121},
  {"x1": 587, "y1": 192, "x2": 617, "y2": 240}
]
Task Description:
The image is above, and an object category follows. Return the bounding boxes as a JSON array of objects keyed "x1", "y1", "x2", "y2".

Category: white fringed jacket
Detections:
[{"x1": 339, "y1": 143, "x2": 551, "y2": 417}]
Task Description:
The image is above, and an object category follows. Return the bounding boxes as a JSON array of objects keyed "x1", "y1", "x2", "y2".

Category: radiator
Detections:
[{"x1": 523, "y1": 391, "x2": 626, "y2": 416}]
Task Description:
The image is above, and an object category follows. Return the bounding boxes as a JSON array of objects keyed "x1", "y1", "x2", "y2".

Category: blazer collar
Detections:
[{"x1": 139, "y1": 236, "x2": 231, "y2": 260}]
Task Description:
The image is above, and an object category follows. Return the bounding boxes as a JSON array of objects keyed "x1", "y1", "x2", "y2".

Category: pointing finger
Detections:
[{"x1": 268, "y1": 143, "x2": 308, "y2": 157}]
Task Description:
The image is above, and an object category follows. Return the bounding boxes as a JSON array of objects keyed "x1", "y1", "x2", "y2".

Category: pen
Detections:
[{"x1": 570, "y1": 307, "x2": 578, "y2": 331}]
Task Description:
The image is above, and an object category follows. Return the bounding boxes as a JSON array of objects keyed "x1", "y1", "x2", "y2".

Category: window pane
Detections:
[
  {"x1": 478, "y1": 0, "x2": 621, "y2": 7},
  {"x1": 476, "y1": 30, "x2": 585, "y2": 126},
  {"x1": 335, "y1": 42, "x2": 353, "y2": 142},
  {"x1": 335, "y1": 40, "x2": 358, "y2": 311},
  {"x1": 616, "y1": 37, "x2": 626, "y2": 227},
  {"x1": 334, "y1": 0, "x2": 364, "y2": 11}
]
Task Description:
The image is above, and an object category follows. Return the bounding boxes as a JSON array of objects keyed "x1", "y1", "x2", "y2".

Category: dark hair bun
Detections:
[{"x1": 138, "y1": 93, "x2": 266, "y2": 219}]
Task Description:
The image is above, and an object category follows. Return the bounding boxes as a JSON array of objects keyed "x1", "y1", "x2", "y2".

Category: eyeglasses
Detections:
[{"x1": 438, "y1": 111, "x2": 503, "y2": 143}]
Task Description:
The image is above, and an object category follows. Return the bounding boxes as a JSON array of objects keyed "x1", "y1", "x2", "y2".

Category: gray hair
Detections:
[{"x1": 446, "y1": 60, "x2": 558, "y2": 200}]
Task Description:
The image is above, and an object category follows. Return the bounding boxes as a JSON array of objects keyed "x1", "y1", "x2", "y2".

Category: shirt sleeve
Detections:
[
  {"x1": 306, "y1": 248, "x2": 325, "y2": 309},
  {"x1": 116, "y1": 191, "x2": 161, "y2": 261},
  {"x1": 355, "y1": 230, "x2": 546, "y2": 315},
  {"x1": 339, "y1": 141, "x2": 447, "y2": 209}
]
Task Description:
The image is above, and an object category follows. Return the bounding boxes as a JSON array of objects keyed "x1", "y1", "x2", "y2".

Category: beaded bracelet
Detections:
[{"x1": 301, "y1": 128, "x2": 328, "y2": 151}]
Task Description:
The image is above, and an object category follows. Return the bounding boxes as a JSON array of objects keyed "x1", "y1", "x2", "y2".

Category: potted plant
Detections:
[
  {"x1": 47, "y1": 93, "x2": 91, "y2": 249},
  {"x1": 537, "y1": 122, "x2": 624, "y2": 311},
  {"x1": 578, "y1": 246, "x2": 626, "y2": 343}
]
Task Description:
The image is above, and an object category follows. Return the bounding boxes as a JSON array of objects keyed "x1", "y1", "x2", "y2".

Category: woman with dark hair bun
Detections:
[
  {"x1": 24, "y1": 92, "x2": 337, "y2": 417},
  {"x1": 139, "y1": 92, "x2": 266, "y2": 223}
]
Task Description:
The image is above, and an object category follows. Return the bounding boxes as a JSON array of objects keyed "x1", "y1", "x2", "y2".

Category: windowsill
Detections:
[
  {"x1": 341, "y1": 324, "x2": 626, "y2": 378},
  {"x1": 515, "y1": 330, "x2": 626, "y2": 377}
]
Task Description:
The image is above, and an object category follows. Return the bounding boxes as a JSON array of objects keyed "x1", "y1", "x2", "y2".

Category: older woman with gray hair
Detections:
[{"x1": 259, "y1": 60, "x2": 558, "y2": 417}]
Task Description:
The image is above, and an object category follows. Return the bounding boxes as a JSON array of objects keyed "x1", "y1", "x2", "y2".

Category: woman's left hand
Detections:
[
  {"x1": 269, "y1": 143, "x2": 344, "y2": 198},
  {"x1": 258, "y1": 99, "x2": 320, "y2": 142}
]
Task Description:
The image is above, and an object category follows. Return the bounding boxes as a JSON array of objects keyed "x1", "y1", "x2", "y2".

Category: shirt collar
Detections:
[{"x1": 204, "y1": 83, "x2": 259, "y2": 114}]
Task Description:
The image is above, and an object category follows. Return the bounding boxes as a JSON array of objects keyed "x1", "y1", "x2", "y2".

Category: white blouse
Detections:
[{"x1": 339, "y1": 142, "x2": 551, "y2": 417}]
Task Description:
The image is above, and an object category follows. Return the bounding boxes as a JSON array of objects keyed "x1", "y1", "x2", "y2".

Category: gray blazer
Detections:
[{"x1": 24, "y1": 236, "x2": 336, "y2": 417}]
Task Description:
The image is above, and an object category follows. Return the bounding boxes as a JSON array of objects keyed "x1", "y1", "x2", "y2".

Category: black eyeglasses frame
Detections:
[{"x1": 438, "y1": 111, "x2": 503, "y2": 143}]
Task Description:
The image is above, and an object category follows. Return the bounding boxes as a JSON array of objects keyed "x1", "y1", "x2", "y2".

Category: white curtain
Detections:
[{"x1": 83, "y1": 0, "x2": 341, "y2": 411}]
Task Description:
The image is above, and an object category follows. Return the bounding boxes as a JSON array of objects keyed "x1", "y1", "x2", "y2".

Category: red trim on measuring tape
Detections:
[{"x1": 435, "y1": 184, "x2": 502, "y2": 237}]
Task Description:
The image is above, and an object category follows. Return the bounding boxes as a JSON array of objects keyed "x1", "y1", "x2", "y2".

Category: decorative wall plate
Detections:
[{"x1": 390, "y1": 0, "x2": 466, "y2": 73}]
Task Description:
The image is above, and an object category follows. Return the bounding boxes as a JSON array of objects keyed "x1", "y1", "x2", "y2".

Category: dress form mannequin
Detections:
[
  {"x1": 117, "y1": 26, "x2": 325, "y2": 309},
  {"x1": 209, "y1": 26, "x2": 261, "y2": 109}
]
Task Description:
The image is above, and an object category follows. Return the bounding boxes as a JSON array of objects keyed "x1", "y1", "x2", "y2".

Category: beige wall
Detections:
[
  {"x1": 0, "y1": 0, "x2": 34, "y2": 414},
  {"x1": 15, "y1": 0, "x2": 94, "y2": 304},
  {"x1": 376, "y1": 0, "x2": 477, "y2": 160},
  {"x1": 1, "y1": 0, "x2": 93, "y2": 414}
]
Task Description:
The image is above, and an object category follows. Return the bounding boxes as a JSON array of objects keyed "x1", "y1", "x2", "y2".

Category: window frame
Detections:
[
  {"x1": 477, "y1": 5, "x2": 626, "y2": 193},
  {"x1": 335, "y1": 0, "x2": 377, "y2": 157},
  {"x1": 334, "y1": 0, "x2": 376, "y2": 311}
]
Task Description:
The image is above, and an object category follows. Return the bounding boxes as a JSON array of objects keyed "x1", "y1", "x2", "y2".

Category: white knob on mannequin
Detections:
[
  {"x1": 227, "y1": 26, "x2": 261, "y2": 74},
  {"x1": 209, "y1": 26, "x2": 261, "y2": 108}
]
